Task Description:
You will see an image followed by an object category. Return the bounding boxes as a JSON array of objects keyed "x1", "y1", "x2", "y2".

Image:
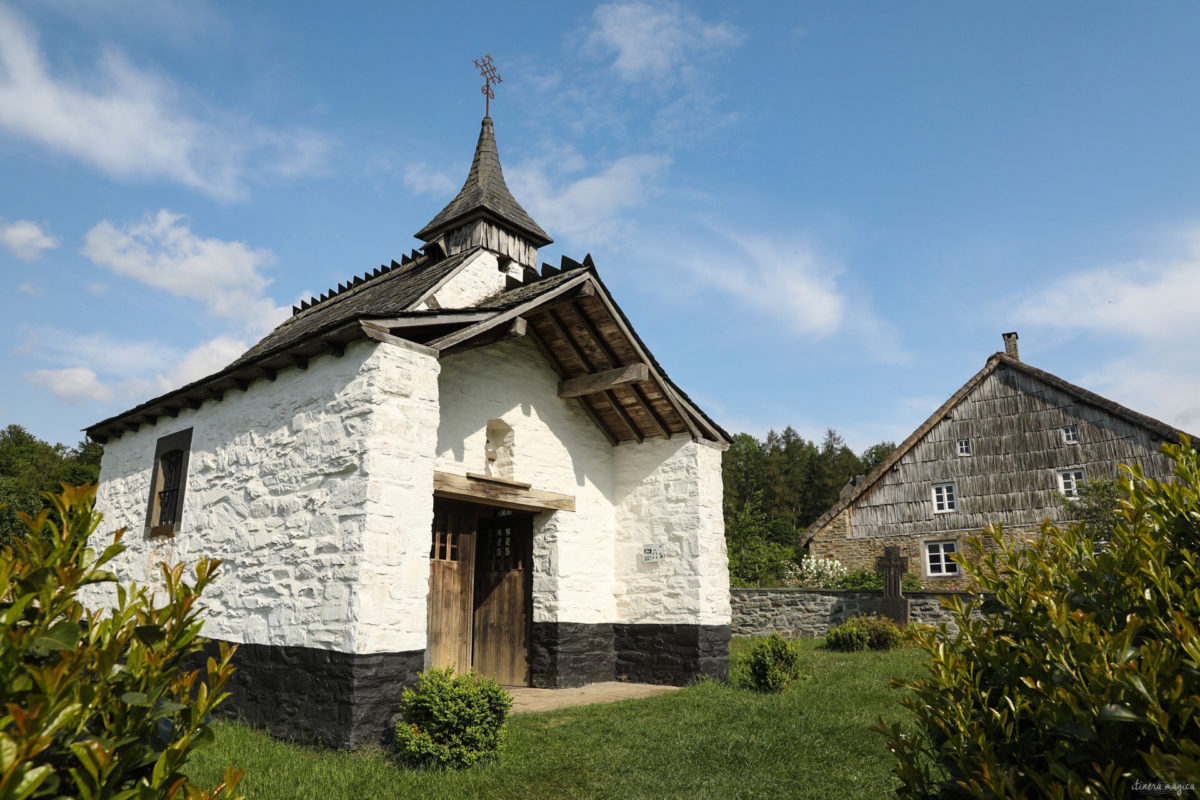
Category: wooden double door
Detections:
[{"x1": 426, "y1": 499, "x2": 533, "y2": 686}]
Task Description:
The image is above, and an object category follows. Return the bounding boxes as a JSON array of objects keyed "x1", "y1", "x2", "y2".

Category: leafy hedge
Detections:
[
  {"x1": 826, "y1": 616, "x2": 903, "y2": 652},
  {"x1": 876, "y1": 439, "x2": 1200, "y2": 796},
  {"x1": 393, "y1": 667, "x2": 512, "y2": 769},
  {"x1": 0, "y1": 484, "x2": 243, "y2": 800}
]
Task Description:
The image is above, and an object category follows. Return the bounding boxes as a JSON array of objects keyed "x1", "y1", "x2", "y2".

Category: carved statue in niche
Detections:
[{"x1": 484, "y1": 419, "x2": 515, "y2": 479}]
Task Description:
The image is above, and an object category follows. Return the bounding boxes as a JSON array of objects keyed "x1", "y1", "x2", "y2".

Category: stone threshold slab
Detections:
[{"x1": 506, "y1": 682, "x2": 680, "y2": 714}]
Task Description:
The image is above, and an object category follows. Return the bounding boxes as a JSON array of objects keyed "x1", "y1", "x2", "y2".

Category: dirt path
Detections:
[{"x1": 506, "y1": 682, "x2": 680, "y2": 714}]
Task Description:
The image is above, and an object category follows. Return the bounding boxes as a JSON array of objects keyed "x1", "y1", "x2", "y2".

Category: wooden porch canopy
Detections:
[{"x1": 371, "y1": 259, "x2": 728, "y2": 447}]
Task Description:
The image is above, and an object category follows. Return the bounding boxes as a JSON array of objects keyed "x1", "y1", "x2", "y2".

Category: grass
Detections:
[{"x1": 187, "y1": 638, "x2": 927, "y2": 800}]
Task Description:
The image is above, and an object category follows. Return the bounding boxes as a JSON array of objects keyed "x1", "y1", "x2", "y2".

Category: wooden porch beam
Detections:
[
  {"x1": 557, "y1": 363, "x2": 649, "y2": 399},
  {"x1": 433, "y1": 471, "x2": 576, "y2": 513}
]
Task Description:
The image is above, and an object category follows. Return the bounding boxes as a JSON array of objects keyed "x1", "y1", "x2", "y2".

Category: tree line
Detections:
[
  {"x1": 723, "y1": 427, "x2": 895, "y2": 586},
  {"x1": 0, "y1": 424, "x2": 102, "y2": 546}
]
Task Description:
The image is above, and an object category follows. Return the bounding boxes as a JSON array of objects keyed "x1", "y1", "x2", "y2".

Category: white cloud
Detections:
[
  {"x1": 21, "y1": 330, "x2": 248, "y2": 407},
  {"x1": 509, "y1": 153, "x2": 671, "y2": 244},
  {"x1": 1014, "y1": 231, "x2": 1200, "y2": 432},
  {"x1": 1, "y1": 220, "x2": 59, "y2": 260},
  {"x1": 26, "y1": 367, "x2": 114, "y2": 403},
  {"x1": 155, "y1": 335, "x2": 246, "y2": 392},
  {"x1": 0, "y1": 6, "x2": 327, "y2": 199},
  {"x1": 403, "y1": 162, "x2": 457, "y2": 197},
  {"x1": 16, "y1": 281, "x2": 38, "y2": 296},
  {"x1": 588, "y1": 2, "x2": 745, "y2": 85},
  {"x1": 82, "y1": 210, "x2": 288, "y2": 334}
]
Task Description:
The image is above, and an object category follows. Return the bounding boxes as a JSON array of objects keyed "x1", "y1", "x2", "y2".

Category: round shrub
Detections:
[
  {"x1": 876, "y1": 439, "x2": 1200, "y2": 796},
  {"x1": 393, "y1": 667, "x2": 513, "y2": 769},
  {"x1": 741, "y1": 633, "x2": 807, "y2": 691},
  {"x1": 826, "y1": 615, "x2": 903, "y2": 651},
  {"x1": 825, "y1": 620, "x2": 868, "y2": 651}
]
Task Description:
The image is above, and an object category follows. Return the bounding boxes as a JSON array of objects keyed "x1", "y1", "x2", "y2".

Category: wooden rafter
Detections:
[{"x1": 557, "y1": 363, "x2": 649, "y2": 399}]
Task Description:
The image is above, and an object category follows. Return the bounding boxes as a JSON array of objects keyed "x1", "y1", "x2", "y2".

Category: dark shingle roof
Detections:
[
  {"x1": 228, "y1": 248, "x2": 476, "y2": 368},
  {"x1": 414, "y1": 117, "x2": 551, "y2": 248}
]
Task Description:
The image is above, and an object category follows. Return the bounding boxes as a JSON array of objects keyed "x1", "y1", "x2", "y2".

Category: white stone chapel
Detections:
[{"x1": 87, "y1": 115, "x2": 731, "y2": 746}]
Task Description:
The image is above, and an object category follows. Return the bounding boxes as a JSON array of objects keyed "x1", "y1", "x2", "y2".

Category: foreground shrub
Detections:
[
  {"x1": 393, "y1": 667, "x2": 512, "y2": 769},
  {"x1": 740, "y1": 633, "x2": 807, "y2": 692},
  {"x1": 0, "y1": 484, "x2": 243, "y2": 800},
  {"x1": 876, "y1": 439, "x2": 1200, "y2": 797}
]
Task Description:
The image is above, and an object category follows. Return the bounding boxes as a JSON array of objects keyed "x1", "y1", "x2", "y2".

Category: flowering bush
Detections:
[{"x1": 784, "y1": 555, "x2": 847, "y2": 588}]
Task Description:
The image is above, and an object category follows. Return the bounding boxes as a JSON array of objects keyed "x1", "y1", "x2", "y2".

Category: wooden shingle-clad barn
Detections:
[
  {"x1": 804, "y1": 333, "x2": 1191, "y2": 584},
  {"x1": 85, "y1": 116, "x2": 731, "y2": 747}
]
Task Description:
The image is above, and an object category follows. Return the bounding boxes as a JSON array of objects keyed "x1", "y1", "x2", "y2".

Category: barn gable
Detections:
[{"x1": 804, "y1": 337, "x2": 1190, "y2": 582}]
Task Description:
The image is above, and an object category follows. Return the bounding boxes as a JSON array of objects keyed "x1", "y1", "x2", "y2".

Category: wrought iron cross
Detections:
[{"x1": 474, "y1": 54, "x2": 503, "y2": 117}]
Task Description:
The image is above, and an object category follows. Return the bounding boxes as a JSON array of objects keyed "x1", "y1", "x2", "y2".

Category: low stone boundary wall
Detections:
[{"x1": 731, "y1": 587, "x2": 981, "y2": 638}]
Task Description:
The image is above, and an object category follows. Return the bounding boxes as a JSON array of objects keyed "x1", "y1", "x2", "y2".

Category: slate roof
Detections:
[
  {"x1": 414, "y1": 117, "x2": 552, "y2": 247},
  {"x1": 228, "y1": 248, "x2": 476, "y2": 368},
  {"x1": 800, "y1": 352, "x2": 1194, "y2": 544}
]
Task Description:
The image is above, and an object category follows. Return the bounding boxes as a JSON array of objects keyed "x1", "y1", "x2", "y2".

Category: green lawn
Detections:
[{"x1": 188, "y1": 638, "x2": 926, "y2": 800}]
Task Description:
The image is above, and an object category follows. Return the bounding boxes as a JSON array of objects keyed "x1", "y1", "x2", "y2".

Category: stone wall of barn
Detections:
[
  {"x1": 89, "y1": 338, "x2": 442, "y2": 745},
  {"x1": 730, "y1": 588, "x2": 985, "y2": 637},
  {"x1": 806, "y1": 506, "x2": 1045, "y2": 586}
]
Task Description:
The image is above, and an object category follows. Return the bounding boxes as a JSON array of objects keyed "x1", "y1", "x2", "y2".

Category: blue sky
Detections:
[{"x1": 2, "y1": 1, "x2": 1199, "y2": 452}]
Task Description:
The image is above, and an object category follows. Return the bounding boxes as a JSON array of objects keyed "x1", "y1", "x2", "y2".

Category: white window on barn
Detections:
[
  {"x1": 932, "y1": 482, "x2": 957, "y2": 513},
  {"x1": 1061, "y1": 425, "x2": 1080, "y2": 444},
  {"x1": 925, "y1": 540, "x2": 960, "y2": 576},
  {"x1": 1058, "y1": 468, "x2": 1086, "y2": 498},
  {"x1": 957, "y1": 438, "x2": 971, "y2": 457}
]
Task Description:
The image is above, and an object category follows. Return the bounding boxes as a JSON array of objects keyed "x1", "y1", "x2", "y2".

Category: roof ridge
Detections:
[{"x1": 289, "y1": 247, "x2": 441, "y2": 321}]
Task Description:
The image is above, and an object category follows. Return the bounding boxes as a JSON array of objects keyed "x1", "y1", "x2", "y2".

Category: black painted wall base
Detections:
[
  {"x1": 530, "y1": 622, "x2": 615, "y2": 688},
  {"x1": 614, "y1": 624, "x2": 731, "y2": 684},
  {"x1": 531, "y1": 622, "x2": 731, "y2": 688},
  {"x1": 200, "y1": 640, "x2": 423, "y2": 748},
  {"x1": 201, "y1": 623, "x2": 729, "y2": 747}
]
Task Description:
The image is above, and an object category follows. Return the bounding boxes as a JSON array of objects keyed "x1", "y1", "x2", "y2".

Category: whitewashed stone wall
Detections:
[
  {"x1": 435, "y1": 336, "x2": 617, "y2": 624},
  {"x1": 613, "y1": 439, "x2": 730, "y2": 625},
  {"x1": 89, "y1": 339, "x2": 441, "y2": 655},
  {"x1": 415, "y1": 250, "x2": 523, "y2": 310}
]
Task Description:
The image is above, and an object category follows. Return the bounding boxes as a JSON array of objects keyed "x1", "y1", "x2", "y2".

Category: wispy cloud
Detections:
[
  {"x1": 1, "y1": 219, "x2": 60, "y2": 260},
  {"x1": 21, "y1": 328, "x2": 250, "y2": 405},
  {"x1": 403, "y1": 162, "x2": 457, "y2": 197},
  {"x1": 640, "y1": 225, "x2": 908, "y2": 363},
  {"x1": 0, "y1": 6, "x2": 328, "y2": 199},
  {"x1": 27, "y1": 367, "x2": 114, "y2": 404},
  {"x1": 82, "y1": 210, "x2": 288, "y2": 334},
  {"x1": 587, "y1": 2, "x2": 745, "y2": 86},
  {"x1": 1014, "y1": 229, "x2": 1200, "y2": 430},
  {"x1": 509, "y1": 152, "x2": 671, "y2": 245}
]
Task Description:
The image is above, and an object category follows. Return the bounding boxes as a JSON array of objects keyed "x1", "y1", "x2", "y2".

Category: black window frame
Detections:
[{"x1": 145, "y1": 428, "x2": 193, "y2": 537}]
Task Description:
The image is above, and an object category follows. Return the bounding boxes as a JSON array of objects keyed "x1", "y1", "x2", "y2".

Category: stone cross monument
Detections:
[{"x1": 876, "y1": 546, "x2": 910, "y2": 625}]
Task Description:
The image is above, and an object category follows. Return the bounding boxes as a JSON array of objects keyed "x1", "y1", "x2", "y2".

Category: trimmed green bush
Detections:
[
  {"x1": 0, "y1": 484, "x2": 243, "y2": 800},
  {"x1": 825, "y1": 620, "x2": 868, "y2": 651},
  {"x1": 393, "y1": 667, "x2": 513, "y2": 769},
  {"x1": 740, "y1": 633, "x2": 807, "y2": 692},
  {"x1": 826, "y1": 616, "x2": 903, "y2": 651},
  {"x1": 876, "y1": 439, "x2": 1200, "y2": 796}
]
